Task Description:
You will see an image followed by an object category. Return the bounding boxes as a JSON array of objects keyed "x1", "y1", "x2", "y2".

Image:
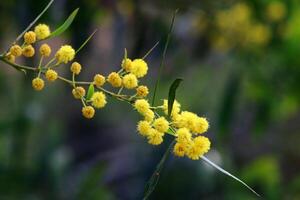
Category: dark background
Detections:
[{"x1": 0, "y1": 0, "x2": 300, "y2": 199}]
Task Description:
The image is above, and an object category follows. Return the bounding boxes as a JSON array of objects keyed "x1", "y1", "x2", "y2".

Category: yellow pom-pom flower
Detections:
[
  {"x1": 162, "y1": 99, "x2": 181, "y2": 117},
  {"x1": 45, "y1": 69, "x2": 58, "y2": 82},
  {"x1": 93, "y1": 74, "x2": 106, "y2": 88},
  {"x1": 195, "y1": 117, "x2": 209, "y2": 134},
  {"x1": 55, "y1": 45, "x2": 75, "y2": 64},
  {"x1": 137, "y1": 120, "x2": 152, "y2": 136},
  {"x1": 122, "y1": 73, "x2": 138, "y2": 89},
  {"x1": 134, "y1": 99, "x2": 150, "y2": 115},
  {"x1": 5, "y1": 54, "x2": 15, "y2": 63},
  {"x1": 176, "y1": 128, "x2": 192, "y2": 143},
  {"x1": 82, "y1": 106, "x2": 95, "y2": 119},
  {"x1": 107, "y1": 72, "x2": 122, "y2": 87},
  {"x1": 72, "y1": 87, "x2": 86, "y2": 99},
  {"x1": 176, "y1": 111, "x2": 209, "y2": 134},
  {"x1": 10, "y1": 45, "x2": 22, "y2": 57},
  {"x1": 91, "y1": 92, "x2": 107, "y2": 108},
  {"x1": 131, "y1": 59, "x2": 148, "y2": 78},
  {"x1": 24, "y1": 31, "x2": 36, "y2": 44},
  {"x1": 32, "y1": 77, "x2": 45, "y2": 91},
  {"x1": 39, "y1": 44, "x2": 51, "y2": 57},
  {"x1": 173, "y1": 142, "x2": 189, "y2": 157},
  {"x1": 144, "y1": 109, "x2": 155, "y2": 122},
  {"x1": 121, "y1": 58, "x2": 133, "y2": 72},
  {"x1": 153, "y1": 117, "x2": 169, "y2": 133},
  {"x1": 22, "y1": 45, "x2": 35, "y2": 57},
  {"x1": 136, "y1": 85, "x2": 149, "y2": 97},
  {"x1": 70, "y1": 62, "x2": 81, "y2": 75},
  {"x1": 187, "y1": 136, "x2": 211, "y2": 160},
  {"x1": 34, "y1": 24, "x2": 50, "y2": 40},
  {"x1": 147, "y1": 129, "x2": 164, "y2": 145}
]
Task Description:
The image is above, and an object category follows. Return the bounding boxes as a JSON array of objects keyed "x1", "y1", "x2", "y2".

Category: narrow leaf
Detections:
[
  {"x1": 76, "y1": 29, "x2": 98, "y2": 54},
  {"x1": 86, "y1": 84, "x2": 94, "y2": 100},
  {"x1": 143, "y1": 139, "x2": 176, "y2": 200},
  {"x1": 151, "y1": 9, "x2": 178, "y2": 106},
  {"x1": 201, "y1": 156, "x2": 261, "y2": 197},
  {"x1": 48, "y1": 8, "x2": 79, "y2": 39},
  {"x1": 167, "y1": 78, "x2": 183, "y2": 117}
]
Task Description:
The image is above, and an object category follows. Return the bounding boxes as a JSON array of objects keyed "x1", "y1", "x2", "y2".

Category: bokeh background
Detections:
[{"x1": 0, "y1": 0, "x2": 300, "y2": 199}]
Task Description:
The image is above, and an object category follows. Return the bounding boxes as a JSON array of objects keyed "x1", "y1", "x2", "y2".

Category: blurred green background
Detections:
[{"x1": 0, "y1": 0, "x2": 300, "y2": 199}]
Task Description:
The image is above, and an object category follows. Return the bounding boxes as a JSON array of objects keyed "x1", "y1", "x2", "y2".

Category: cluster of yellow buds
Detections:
[
  {"x1": 135, "y1": 97, "x2": 210, "y2": 160},
  {"x1": 4, "y1": 22, "x2": 211, "y2": 160}
]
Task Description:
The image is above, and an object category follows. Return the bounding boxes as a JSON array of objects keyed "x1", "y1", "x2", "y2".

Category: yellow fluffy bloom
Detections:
[
  {"x1": 72, "y1": 87, "x2": 86, "y2": 99},
  {"x1": 137, "y1": 120, "x2": 152, "y2": 136},
  {"x1": 34, "y1": 24, "x2": 50, "y2": 40},
  {"x1": 91, "y1": 92, "x2": 107, "y2": 108},
  {"x1": 32, "y1": 78, "x2": 44, "y2": 91},
  {"x1": 10, "y1": 45, "x2": 22, "y2": 57},
  {"x1": 39, "y1": 43, "x2": 51, "y2": 57},
  {"x1": 122, "y1": 73, "x2": 138, "y2": 89},
  {"x1": 153, "y1": 117, "x2": 169, "y2": 133},
  {"x1": 136, "y1": 85, "x2": 149, "y2": 97},
  {"x1": 24, "y1": 31, "x2": 36, "y2": 44},
  {"x1": 5, "y1": 54, "x2": 15, "y2": 63},
  {"x1": 55, "y1": 45, "x2": 75, "y2": 64},
  {"x1": 70, "y1": 62, "x2": 81, "y2": 75},
  {"x1": 176, "y1": 111, "x2": 209, "y2": 134},
  {"x1": 82, "y1": 106, "x2": 95, "y2": 119},
  {"x1": 131, "y1": 59, "x2": 148, "y2": 78},
  {"x1": 121, "y1": 58, "x2": 132, "y2": 72},
  {"x1": 134, "y1": 99, "x2": 150, "y2": 114},
  {"x1": 144, "y1": 109, "x2": 155, "y2": 122},
  {"x1": 162, "y1": 99, "x2": 181, "y2": 117},
  {"x1": 173, "y1": 142, "x2": 189, "y2": 157},
  {"x1": 147, "y1": 129, "x2": 164, "y2": 145},
  {"x1": 107, "y1": 72, "x2": 122, "y2": 87},
  {"x1": 176, "y1": 128, "x2": 192, "y2": 143},
  {"x1": 187, "y1": 136, "x2": 211, "y2": 160},
  {"x1": 22, "y1": 45, "x2": 35, "y2": 57},
  {"x1": 45, "y1": 69, "x2": 58, "y2": 82},
  {"x1": 195, "y1": 117, "x2": 209, "y2": 134},
  {"x1": 266, "y1": 1, "x2": 286, "y2": 22},
  {"x1": 93, "y1": 74, "x2": 106, "y2": 88}
]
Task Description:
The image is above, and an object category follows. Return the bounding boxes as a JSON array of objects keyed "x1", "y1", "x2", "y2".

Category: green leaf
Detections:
[
  {"x1": 168, "y1": 78, "x2": 183, "y2": 117},
  {"x1": 201, "y1": 156, "x2": 261, "y2": 197},
  {"x1": 76, "y1": 29, "x2": 97, "y2": 54},
  {"x1": 151, "y1": 9, "x2": 178, "y2": 106},
  {"x1": 86, "y1": 84, "x2": 94, "y2": 100},
  {"x1": 143, "y1": 139, "x2": 176, "y2": 200},
  {"x1": 48, "y1": 8, "x2": 79, "y2": 39}
]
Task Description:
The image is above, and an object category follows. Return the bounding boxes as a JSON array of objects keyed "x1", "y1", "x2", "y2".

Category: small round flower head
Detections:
[
  {"x1": 266, "y1": 1, "x2": 286, "y2": 22},
  {"x1": 107, "y1": 72, "x2": 122, "y2": 87},
  {"x1": 195, "y1": 117, "x2": 209, "y2": 134},
  {"x1": 10, "y1": 45, "x2": 22, "y2": 57},
  {"x1": 22, "y1": 45, "x2": 35, "y2": 57},
  {"x1": 93, "y1": 74, "x2": 106, "y2": 88},
  {"x1": 34, "y1": 24, "x2": 50, "y2": 40},
  {"x1": 153, "y1": 117, "x2": 169, "y2": 133},
  {"x1": 32, "y1": 77, "x2": 45, "y2": 91},
  {"x1": 137, "y1": 120, "x2": 152, "y2": 136},
  {"x1": 70, "y1": 62, "x2": 81, "y2": 75},
  {"x1": 147, "y1": 129, "x2": 164, "y2": 145},
  {"x1": 136, "y1": 85, "x2": 149, "y2": 97},
  {"x1": 122, "y1": 73, "x2": 138, "y2": 89},
  {"x1": 121, "y1": 58, "x2": 132, "y2": 72},
  {"x1": 24, "y1": 31, "x2": 36, "y2": 44},
  {"x1": 91, "y1": 92, "x2": 107, "y2": 108},
  {"x1": 39, "y1": 44, "x2": 51, "y2": 57},
  {"x1": 134, "y1": 99, "x2": 150, "y2": 115},
  {"x1": 144, "y1": 109, "x2": 155, "y2": 122},
  {"x1": 131, "y1": 59, "x2": 148, "y2": 78},
  {"x1": 5, "y1": 54, "x2": 15, "y2": 63},
  {"x1": 55, "y1": 45, "x2": 75, "y2": 64},
  {"x1": 187, "y1": 136, "x2": 211, "y2": 160},
  {"x1": 72, "y1": 86, "x2": 86, "y2": 99},
  {"x1": 45, "y1": 69, "x2": 58, "y2": 82},
  {"x1": 177, "y1": 111, "x2": 206, "y2": 134},
  {"x1": 162, "y1": 99, "x2": 181, "y2": 117},
  {"x1": 176, "y1": 128, "x2": 192, "y2": 143},
  {"x1": 173, "y1": 142, "x2": 188, "y2": 157},
  {"x1": 82, "y1": 106, "x2": 95, "y2": 119}
]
